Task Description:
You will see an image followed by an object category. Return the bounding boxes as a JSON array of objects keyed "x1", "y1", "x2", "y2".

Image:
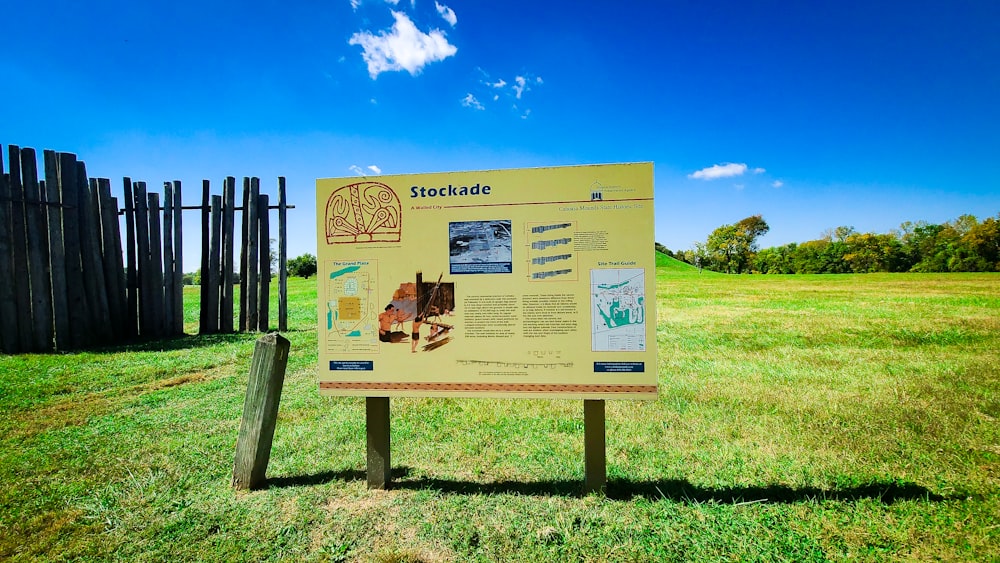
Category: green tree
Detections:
[
  {"x1": 843, "y1": 232, "x2": 905, "y2": 272},
  {"x1": 704, "y1": 215, "x2": 770, "y2": 273},
  {"x1": 288, "y1": 253, "x2": 317, "y2": 278},
  {"x1": 754, "y1": 243, "x2": 797, "y2": 274},
  {"x1": 963, "y1": 214, "x2": 1000, "y2": 271}
]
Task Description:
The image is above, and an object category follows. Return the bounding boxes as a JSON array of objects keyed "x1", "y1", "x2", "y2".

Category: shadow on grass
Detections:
[
  {"x1": 78, "y1": 329, "x2": 311, "y2": 355},
  {"x1": 377, "y1": 476, "x2": 945, "y2": 504},
  {"x1": 606, "y1": 479, "x2": 946, "y2": 504},
  {"x1": 265, "y1": 466, "x2": 412, "y2": 489}
]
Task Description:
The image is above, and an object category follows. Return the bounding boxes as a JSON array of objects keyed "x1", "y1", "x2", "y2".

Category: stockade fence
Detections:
[{"x1": 0, "y1": 143, "x2": 291, "y2": 354}]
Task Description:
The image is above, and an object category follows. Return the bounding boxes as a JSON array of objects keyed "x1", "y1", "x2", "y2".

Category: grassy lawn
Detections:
[{"x1": 1, "y1": 264, "x2": 998, "y2": 561}]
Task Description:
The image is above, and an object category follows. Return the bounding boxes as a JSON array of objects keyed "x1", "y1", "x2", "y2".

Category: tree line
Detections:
[{"x1": 660, "y1": 212, "x2": 1000, "y2": 274}]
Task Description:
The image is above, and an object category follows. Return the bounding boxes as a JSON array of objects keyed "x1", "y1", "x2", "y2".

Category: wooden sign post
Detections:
[{"x1": 366, "y1": 397, "x2": 391, "y2": 489}]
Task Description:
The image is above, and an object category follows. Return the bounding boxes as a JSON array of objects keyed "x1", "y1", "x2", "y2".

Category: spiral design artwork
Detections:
[{"x1": 325, "y1": 182, "x2": 402, "y2": 244}]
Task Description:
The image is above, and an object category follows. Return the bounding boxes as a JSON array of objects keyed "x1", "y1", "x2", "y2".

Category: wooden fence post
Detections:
[
  {"x1": 239, "y1": 177, "x2": 250, "y2": 332},
  {"x1": 258, "y1": 193, "x2": 270, "y2": 332},
  {"x1": 172, "y1": 180, "x2": 183, "y2": 334},
  {"x1": 163, "y1": 182, "x2": 175, "y2": 336},
  {"x1": 60, "y1": 154, "x2": 89, "y2": 348},
  {"x1": 200, "y1": 179, "x2": 210, "y2": 334},
  {"x1": 221, "y1": 177, "x2": 236, "y2": 333},
  {"x1": 278, "y1": 177, "x2": 287, "y2": 332},
  {"x1": 0, "y1": 148, "x2": 19, "y2": 353},
  {"x1": 81, "y1": 174, "x2": 112, "y2": 345},
  {"x1": 123, "y1": 177, "x2": 138, "y2": 339},
  {"x1": 21, "y1": 148, "x2": 54, "y2": 351},
  {"x1": 207, "y1": 195, "x2": 222, "y2": 333},
  {"x1": 232, "y1": 332, "x2": 290, "y2": 490},
  {"x1": 44, "y1": 151, "x2": 69, "y2": 350},
  {"x1": 134, "y1": 182, "x2": 151, "y2": 337},
  {"x1": 98, "y1": 178, "x2": 125, "y2": 340},
  {"x1": 8, "y1": 146, "x2": 33, "y2": 352},
  {"x1": 246, "y1": 178, "x2": 260, "y2": 332},
  {"x1": 147, "y1": 192, "x2": 165, "y2": 338}
]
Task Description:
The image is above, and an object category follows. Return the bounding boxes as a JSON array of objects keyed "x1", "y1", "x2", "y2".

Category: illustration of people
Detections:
[
  {"x1": 378, "y1": 304, "x2": 395, "y2": 343},
  {"x1": 428, "y1": 323, "x2": 441, "y2": 341},
  {"x1": 410, "y1": 315, "x2": 424, "y2": 352},
  {"x1": 392, "y1": 307, "x2": 410, "y2": 332}
]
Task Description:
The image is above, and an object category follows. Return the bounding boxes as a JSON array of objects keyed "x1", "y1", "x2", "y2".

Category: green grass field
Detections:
[{"x1": 2, "y1": 264, "x2": 998, "y2": 561}]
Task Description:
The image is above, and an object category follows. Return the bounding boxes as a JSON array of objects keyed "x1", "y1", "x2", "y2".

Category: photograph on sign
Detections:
[{"x1": 316, "y1": 163, "x2": 657, "y2": 399}]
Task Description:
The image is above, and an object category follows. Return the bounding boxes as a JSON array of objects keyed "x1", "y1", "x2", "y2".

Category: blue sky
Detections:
[{"x1": 3, "y1": 0, "x2": 998, "y2": 265}]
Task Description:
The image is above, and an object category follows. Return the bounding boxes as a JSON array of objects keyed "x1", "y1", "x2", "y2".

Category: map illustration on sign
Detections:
[
  {"x1": 591, "y1": 268, "x2": 646, "y2": 352},
  {"x1": 326, "y1": 260, "x2": 379, "y2": 354}
]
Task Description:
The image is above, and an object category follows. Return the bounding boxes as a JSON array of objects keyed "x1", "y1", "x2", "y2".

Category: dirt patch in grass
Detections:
[
  {"x1": 9, "y1": 371, "x2": 212, "y2": 440},
  {"x1": 8, "y1": 394, "x2": 112, "y2": 440},
  {"x1": 147, "y1": 372, "x2": 208, "y2": 390},
  {"x1": 0, "y1": 508, "x2": 97, "y2": 560}
]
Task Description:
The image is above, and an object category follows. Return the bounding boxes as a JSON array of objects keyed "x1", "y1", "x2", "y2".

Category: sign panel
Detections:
[{"x1": 316, "y1": 163, "x2": 656, "y2": 399}]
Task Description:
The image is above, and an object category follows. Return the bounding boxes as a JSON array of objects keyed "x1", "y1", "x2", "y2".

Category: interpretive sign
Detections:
[{"x1": 316, "y1": 163, "x2": 657, "y2": 399}]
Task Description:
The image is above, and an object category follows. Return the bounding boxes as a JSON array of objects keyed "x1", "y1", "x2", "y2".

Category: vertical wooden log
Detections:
[
  {"x1": 162, "y1": 182, "x2": 175, "y2": 336},
  {"x1": 44, "y1": 151, "x2": 69, "y2": 350},
  {"x1": 172, "y1": 180, "x2": 183, "y2": 334},
  {"x1": 97, "y1": 178, "x2": 125, "y2": 341},
  {"x1": 59, "y1": 154, "x2": 89, "y2": 348},
  {"x1": 200, "y1": 179, "x2": 210, "y2": 334},
  {"x1": 7, "y1": 146, "x2": 33, "y2": 352},
  {"x1": 81, "y1": 175, "x2": 112, "y2": 344},
  {"x1": 232, "y1": 333, "x2": 290, "y2": 490},
  {"x1": 583, "y1": 399, "x2": 607, "y2": 494},
  {"x1": 221, "y1": 177, "x2": 236, "y2": 333},
  {"x1": 108, "y1": 194, "x2": 126, "y2": 331},
  {"x1": 147, "y1": 193, "x2": 164, "y2": 338},
  {"x1": 239, "y1": 177, "x2": 250, "y2": 332},
  {"x1": 277, "y1": 177, "x2": 287, "y2": 332},
  {"x1": 206, "y1": 195, "x2": 222, "y2": 333},
  {"x1": 0, "y1": 148, "x2": 19, "y2": 353},
  {"x1": 123, "y1": 178, "x2": 138, "y2": 339},
  {"x1": 133, "y1": 182, "x2": 151, "y2": 337},
  {"x1": 366, "y1": 397, "x2": 391, "y2": 489},
  {"x1": 246, "y1": 178, "x2": 260, "y2": 332},
  {"x1": 21, "y1": 148, "x2": 54, "y2": 351},
  {"x1": 258, "y1": 194, "x2": 270, "y2": 332}
]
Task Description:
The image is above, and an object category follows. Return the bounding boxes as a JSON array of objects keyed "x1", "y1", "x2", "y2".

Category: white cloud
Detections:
[
  {"x1": 349, "y1": 11, "x2": 457, "y2": 79},
  {"x1": 350, "y1": 0, "x2": 361, "y2": 10},
  {"x1": 734, "y1": 183, "x2": 745, "y2": 190},
  {"x1": 513, "y1": 76, "x2": 527, "y2": 99},
  {"x1": 461, "y1": 93, "x2": 484, "y2": 110},
  {"x1": 435, "y1": 1, "x2": 457, "y2": 26},
  {"x1": 688, "y1": 162, "x2": 748, "y2": 180},
  {"x1": 752, "y1": 167, "x2": 766, "y2": 174},
  {"x1": 368, "y1": 165, "x2": 382, "y2": 174},
  {"x1": 349, "y1": 165, "x2": 364, "y2": 175},
  {"x1": 772, "y1": 180, "x2": 784, "y2": 188},
  {"x1": 473, "y1": 68, "x2": 542, "y2": 116},
  {"x1": 384, "y1": 0, "x2": 400, "y2": 4}
]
